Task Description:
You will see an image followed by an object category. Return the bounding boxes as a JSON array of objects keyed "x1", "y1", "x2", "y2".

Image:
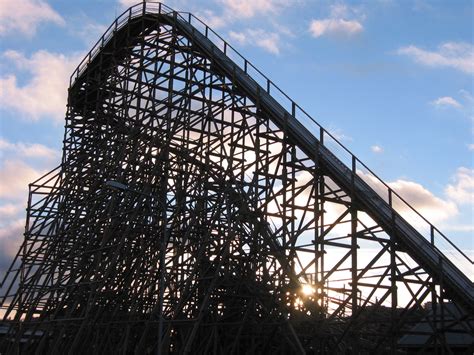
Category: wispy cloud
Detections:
[
  {"x1": 195, "y1": 9, "x2": 227, "y2": 29},
  {"x1": 119, "y1": 0, "x2": 193, "y2": 12},
  {"x1": 371, "y1": 145, "x2": 383, "y2": 153},
  {"x1": 397, "y1": 42, "x2": 474, "y2": 74},
  {"x1": 430, "y1": 96, "x2": 462, "y2": 109},
  {"x1": 229, "y1": 29, "x2": 281, "y2": 54},
  {"x1": 0, "y1": 0, "x2": 64, "y2": 37},
  {"x1": 73, "y1": 21, "x2": 107, "y2": 47},
  {"x1": 0, "y1": 160, "x2": 45, "y2": 201},
  {"x1": 327, "y1": 126, "x2": 353, "y2": 142},
  {"x1": 412, "y1": 0, "x2": 434, "y2": 12},
  {"x1": 459, "y1": 89, "x2": 474, "y2": 105},
  {"x1": 0, "y1": 204, "x2": 20, "y2": 218},
  {"x1": 119, "y1": 0, "x2": 145, "y2": 6},
  {"x1": 309, "y1": 4, "x2": 364, "y2": 38},
  {"x1": 0, "y1": 50, "x2": 81, "y2": 122},
  {"x1": 218, "y1": 0, "x2": 288, "y2": 19},
  {"x1": 0, "y1": 139, "x2": 58, "y2": 160},
  {"x1": 196, "y1": 0, "x2": 294, "y2": 31},
  {"x1": 445, "y1": 167, "x2": 473, "y2": 205},
  {"x1": 119, "y1": 0, "x2": 291, "y2": 28}
]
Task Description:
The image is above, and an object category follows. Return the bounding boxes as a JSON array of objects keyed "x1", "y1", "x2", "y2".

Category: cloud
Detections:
[
  {"x1": 0, "y1": 204, "x2": 20, "y2": 218},
  {"x1": 74, "y1": 21, "x2": 108, "y2": 47},
  {"x1": 357, "y1": 167, "x2": 474, "y2": 246},
  {"x1": 309, "y1": 4, "x2": 364, "y2": 38},
  {"x1": 229, "y1": 29, "x2": 281, "y2": 54},
  {"x1": 468, "y1": 144, "x2": 474, "y2": 151},
  {"x1": 119, "y1": 0, "x2": 163, "y2": 7},
  {"x1": 397, "y1": 42, "x2": 474, "y2": 74},
  {"x1": 445, "y1": 167, "x2": 473, "y2": 205},
  {"x1": 310, "y1": 19, "x2": 363, "y2": 38},
  {"x1": 119, "y1": 0, "x2": 226, "y2": 28},
  {"x1": 430, "y1": 96, "x2": 462, "y2": 109},
  {"x1": 412, "y1": 0, "x2": 434, "y2": 12},
  {"x1": 291, "y1": 168, "x2": 466, "y2": 241},
  {"x1": 195, "y1": 9, "x2": 227, "y2": 29},
  {"x1": 0, "y1": 50, "x2": 81, "y2": 122},
  {"x1": 120, "y1": 0, "x2": 196, "y2": 12},
  {"x1": 0, "y1": 0, "x2": 64, "y2": 37},
  {"x1": 119, "y1": 0, "x2": 140, "y2": 7},
  {"x1": 459, "y1": 89, "x2": 473, "y2": 101},
  {"x1": 371, "y1": 145, "x2": 383, "y2": 153},
  {"x1": 199, "y1": 0, "x2": 294, "y2": 29},
  {"x1": 442, "y1": 224, "x2": 474, "y2": 233},
  {"x1": 0, "y1": 139, "x2": 59, "y2": 160},
  {"x1": 326, "y1": 126, "x2": 353, "y2": 142},
  {"x1": 218, "y1": 0, "x2": 288, "y2": 19},
  {"x1": 359, "y1": 171, "x2": 458, "y2": 226},
  {"x1": 0, "y1": 160, "x2": 45, "y2": 201},
  {"x1": 0, "y1": 219, "x2": 24, "y2": 274},
  {"x1": 388, "y1": 179, "x2": 458, "y2": 223},
  {"x1": 0, "y1": 139, "x2": 57, "y2": 270}
]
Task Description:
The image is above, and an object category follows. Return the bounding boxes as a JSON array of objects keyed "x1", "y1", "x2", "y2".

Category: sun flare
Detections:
[{"x1": 301, "y1": 284, "x2": 315, "y2": 296}]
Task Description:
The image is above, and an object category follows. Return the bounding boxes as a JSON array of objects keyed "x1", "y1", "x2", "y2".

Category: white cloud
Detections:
[
  {"x1": 195, "y1": 9, "x2": 227, "y2": 29},
  {"x1": 119, "y1": 0, "x2": 191, "y2": 12},
  {"x1": 389, "y1": 179, "x2": 458, "y2": 223},
  {"x1": 397, "y1": 42, "x2": 474, "y2": 74},
  {"x1": 197, "y1": 0, "x2": 293, "y2": 30},
  {"x1": 119, "y1": 0, "x2": 139, "y2": 7},
  {"x1": 468, "y1": 144, "x2": 474, "y2": 151},
  {"x1": 0, "y1": 139, "x2": 58, "y2": 160},
  {"x1": 430, "y1": 96, "x2": 462, "y2": 109},
  {"x1": 229, "y1": 31, "x2": 246, "y2": 44},
  {"x1": 359, "y1": 167, "x2": 473, "y2": 239},
  {"x1": 309, "y1": 18, "x2": 363, "y2": 38},
  {"x1": 0, "y1": 160, "x2": 45, "y2": 201},
  {"x1": 445, "y1": 167, "x2": 473, "y2": 205},
  {"x1": 119, "y1": 0, "x2": 226, "y2": 28},
  {"x1": 309, "y1": 4, "x2": 364, "y2": 38},
  {"x1": 293, "y1": 169, "x2": 465, "y2": 239},
  {"x1": 0, "y1": 50, "x2": 81, "y2": 122},
  {"x1": 371, "y1": 145, "x2": 383, "y2": 153},
  {"x1": 218, "y1": 0, "x2": 287, "y2": 19},
  {"x1": 119, "y1": 0, "x2": 159, "y2": 7},
  {"x1": 360, "y1": 171, "x2": 458, "y2": 226},
  {"x1": 326, "y1": 126, "x2": 353, "y2": 142},
  {"x1": 229, "y1": 29, "x2": 281, "y2": 54},
  {"x1": 0, "y1": 0, "x2": 64, "y2": 37}
]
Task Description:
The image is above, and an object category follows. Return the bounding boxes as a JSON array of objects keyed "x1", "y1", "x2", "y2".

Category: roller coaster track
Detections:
[{"x1": 1, "y1": 2, "x2": 472, "y2": 353}]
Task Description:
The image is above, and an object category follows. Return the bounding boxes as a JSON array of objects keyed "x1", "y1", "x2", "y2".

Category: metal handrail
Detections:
[{"x1": 68, "y1": 1, "x2": 473, "y2": 270}]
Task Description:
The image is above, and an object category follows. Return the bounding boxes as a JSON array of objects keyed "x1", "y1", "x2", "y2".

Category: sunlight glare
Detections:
[{"x1": 301, "y1": 284, "x2": 315, "y2": 296}]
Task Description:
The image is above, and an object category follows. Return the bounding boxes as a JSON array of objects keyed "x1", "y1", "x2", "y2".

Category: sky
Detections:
[{"x1": 0, "y1": 0, "x2": 472, "y2": 275}]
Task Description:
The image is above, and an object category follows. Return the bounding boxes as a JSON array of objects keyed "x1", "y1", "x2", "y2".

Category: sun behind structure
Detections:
[{"x1": 301, "y1": 284, "x2": 315, "y2": 296}]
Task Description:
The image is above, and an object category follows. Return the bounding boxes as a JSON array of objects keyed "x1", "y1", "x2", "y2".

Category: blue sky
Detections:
[{"x1": 0, "y1": 0, "x2": 472, "y2": 269}]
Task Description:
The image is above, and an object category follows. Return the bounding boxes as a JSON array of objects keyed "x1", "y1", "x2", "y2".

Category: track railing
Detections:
[{"x1": 69, "y1": 1, "x2": 473, "y2": 279}]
